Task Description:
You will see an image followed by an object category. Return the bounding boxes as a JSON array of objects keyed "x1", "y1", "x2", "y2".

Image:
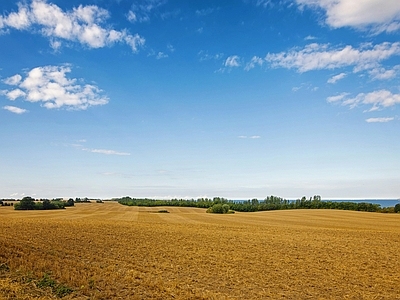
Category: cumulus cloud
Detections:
[
  {"x1": 2, "y1": 65, "x2": 108, "y2": 110},
  {"x1": 0, "y1": 0, "x2": 145, "y2": 51},
  {"x1": 327, "y1": 72, "x2": 346, "y2": 83},
  {"x1": 3, "y1": 74, "x2": 22, "y2": 85},
  {"x1": 265, "y1": 42, "x2": 400, "y2": 73},
  {"x1": 295, "y1": 0, "x2": 400, "y2": 33},
  {"x1": 3, "y1": 105, "x2": 28, "y2": 114},
  {"x1": 3, "y1": 89, "x2": 26, "y2": 100},
  {"x1": 328, "y1": 90, "x2": 400, "y2": 111},
  {"x1": 127, "y1": 0, "x2": 167, "y2": 23},
  {"x1": 365, "y1": 117, "x2": 395, "y2": 123}
]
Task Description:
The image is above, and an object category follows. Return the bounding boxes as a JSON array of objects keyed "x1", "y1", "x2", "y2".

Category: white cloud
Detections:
[
  {"x1": 156, "y1": 51, "x2": 168, "y2": 59},
  {"x1": 292, "y1": 86, "x2": 301, "y2": 92},
  {"x1": 225, "y1": 55, "x2": 241, "y2": 67},
  {"x1": 238, "y1": 135, "x2": 261, "y2": 139},
  {"x1": 3, "y1": 74, "x2": 22, "y2": 85},
  {"x1": 198, "y1": 50, "x2": 224, "y2": 62},
  {"x1": 245, "y1": 56, "x2": 264, "y2": 71},
  {"x1": 304, "y1": 35, "x2": 317, "y2": 40},
  {"x1": 2, "y1": 65, "x2": 108, "y2": 110},
  {"x1": 128, "y1": 0, "x2": 167, "y2": 23},
  {"x1": 1, "y1": 4, "x2": 31, "y2": 30},
  {"x1": 329, "y1": 90, "x2": 400, "y2": 111},
  {"x1": 327, "y1": 72, "x2": 346, "y2": 83},
  {"x1": 296, "y1": 0, "x2": 400, "y2": 33},
  {"x1": 167, "y1": 44, "x2": 175, "y2": 52},
  {"x1": 368, "y1": 66, "x2": 400, "y2": 80},
  {"x1": 365, "y1": 117, "x2": 394, "y2": 123},
  {"x1": 195, "y1": 8, "x2": 216, "y2": 16},
  {"x1": 326, "y1": 92, "x2": 350, "y2": 103},
  {"x1": 82, "y1": 148, "x2": 130, "y2": 156},
  {"x1": 255, "y1": 0, "x2": 273, "y2": 8},
  {"x1": 3, "y1": 89, "x2": 26, "y2": 100},
  {"x1": 265, "y1": 42, "x2": 400, "y2": 73},
  {"x1": 127, "y1": 10, "x2": 137, "y2": 22},
  {"x1": 3, "y1": 105, "x2": 27, "y2": 114},
  {"x1": 0, "y1": 0, "x2": 145, "y2": 52}
]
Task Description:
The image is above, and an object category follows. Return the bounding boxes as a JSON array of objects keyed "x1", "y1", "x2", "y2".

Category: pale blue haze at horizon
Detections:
[{"x1": 0, "y1": 0, "x2": 399, "y2": 199}]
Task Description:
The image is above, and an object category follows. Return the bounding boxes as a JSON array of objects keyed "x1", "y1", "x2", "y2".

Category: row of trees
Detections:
[
  {"x1": 117, "y1": 195, "x2": 393, "y2": 213},
  {"x1": 14, "y1": 197, "x2": 74, "y2": 210}
]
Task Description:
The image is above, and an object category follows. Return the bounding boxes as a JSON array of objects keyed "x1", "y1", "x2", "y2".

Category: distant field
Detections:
[{"x1": 1, "y1": 202, "x2": 399, "y2": 299}]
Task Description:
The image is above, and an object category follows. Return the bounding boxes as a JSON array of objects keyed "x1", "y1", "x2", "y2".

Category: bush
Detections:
[
  {"x1": 207, "y1": 204, "x2": 231, "y2": 214},
  {"x1": 394, "y1": 203, "x2": 400, "y2": 213},
  {"x1": 65, "y1": 198, "x2": 75, "y2": 207}
]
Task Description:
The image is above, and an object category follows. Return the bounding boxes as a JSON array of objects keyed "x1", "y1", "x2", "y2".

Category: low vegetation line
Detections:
[{"x1": 117, "y1": 195, "x2": 400, "y2": 214}]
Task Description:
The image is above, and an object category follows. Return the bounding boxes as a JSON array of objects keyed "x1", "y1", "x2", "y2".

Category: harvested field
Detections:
[{"x1": 1, "y1": 202, "x2": 399, "y2": 299}]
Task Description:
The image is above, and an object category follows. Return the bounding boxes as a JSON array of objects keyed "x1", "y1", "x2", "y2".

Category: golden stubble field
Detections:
[{"x1": 1, "y1": 202, "x2": 399, "y2": 299}]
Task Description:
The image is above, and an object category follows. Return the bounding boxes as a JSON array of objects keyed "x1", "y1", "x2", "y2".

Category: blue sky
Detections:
[{"x1": 1, "y1": 0, "x2": 400, "y2": 200}]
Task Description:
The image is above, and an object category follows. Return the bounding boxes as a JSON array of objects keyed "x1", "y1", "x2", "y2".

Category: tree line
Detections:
[
  {"x1": 117, "y1": 195, "x2": 399, "y2": 213},
  {"x1": 13, "y1": 197, "x2": 75, "y2": 210}
]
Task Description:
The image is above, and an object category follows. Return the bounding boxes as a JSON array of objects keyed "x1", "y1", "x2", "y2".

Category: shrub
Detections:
[
  {"x1": 65, "y1": 198, "x2": 75, "y2": 207},
  {"x1": 394, "y1": 203, "x2": 400, "y2": 213},
  {"x1": 207, "y1": 204, "x2": 231, "y2": 214}
]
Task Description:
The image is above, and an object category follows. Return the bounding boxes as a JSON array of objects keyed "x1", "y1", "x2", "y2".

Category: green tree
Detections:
[
  {"x1": 394, "y1": 203, "x2": 400, "y2": 213},
  {"x1": 16, "y1": 196, "x2": 36, "y2": 210}
]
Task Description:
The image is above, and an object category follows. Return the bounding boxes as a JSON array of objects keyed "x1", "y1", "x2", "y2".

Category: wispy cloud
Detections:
[
  {"x1": 127, "y1": 0, "x2": 167, "y2": 23},
  {"x1": 156, "y1": 51, "x2": 168, "y2": 59},
  {"x1": 3, "y1": 105, "x2": 27, "y2": 114},
  {"x1": 327, "y1": 72, "x2": 347, "y2": 84},
  {"x1": 225, "y1": 55, "x2": 241, "y2": 68},
  {"x1": 245, "y1": 56, "x2": 264, "y2": 71},
  {"x1": 291, "y1": 83, "x2": 318, "y2": 92},
  {"x1": 254, "y1": 0, "x2": 273, "y2": 8},
  {"x1": 2, "y1": 65, "x2": 108, "y2": 110},
  {"x1": 295, "y1": 0, "x2": 400, "y2": 34},
  {"x1": 0, "y1": 0, "x2": 145, "y2": 51},
  {"x1": 238, "y1": 135, "x2": 261, "y2": 139},
  {"x1": 195, "y1": 8, "x2": 216, "y2": 16},
  {"x1": 326, "y1": 92, "x2": 350, "y2": 103},
  {"x1": 304, "y1": 35, "x2": 317, "y2": 40},
  {"x1": 365, "y1": 117, "x2": 395, "y2": 123},
  {"x1": 265, "y1": 42, "x2": 400, "y2": 73},
  {"x1": 328, "y1": 90, "x2": 400, "y2": 111},
  {"x1": 82, "y1": 148, "x2": 130, "y2": 156},
  {"x1": 368, "y1": 66, "x2": 400, "y2": 81},
  {"x1": 198, "y1": 50, "x2": 224, "y2": 62}
]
